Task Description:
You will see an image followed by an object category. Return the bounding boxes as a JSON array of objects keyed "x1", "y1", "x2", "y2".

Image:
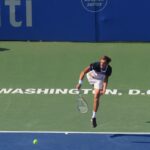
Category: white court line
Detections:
[{"x1": 0, "y1": 131, "x2": 150, "y2": 135}]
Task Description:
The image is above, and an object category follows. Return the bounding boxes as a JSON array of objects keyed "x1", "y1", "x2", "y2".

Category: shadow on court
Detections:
[{"x1": 0, "y1": 48, "x2": 10, "y2": 52}]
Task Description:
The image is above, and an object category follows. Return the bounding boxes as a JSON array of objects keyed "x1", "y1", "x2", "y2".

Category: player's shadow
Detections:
[
  {"x1": 0, "y1": 48, "x2": 10, "y2": 52},
  {"x1": 110, "y1": 134, "x2": 150, "y2": 144}
]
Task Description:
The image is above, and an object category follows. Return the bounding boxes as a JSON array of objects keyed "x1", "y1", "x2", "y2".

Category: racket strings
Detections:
[{"x1": 77, "y1": 96, "x2": 88, "y2": 113}]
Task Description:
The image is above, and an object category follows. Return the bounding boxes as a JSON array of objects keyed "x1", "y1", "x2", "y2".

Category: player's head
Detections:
[{"x1": 99, "y1": 56, "x2": 111, "y2": 68}]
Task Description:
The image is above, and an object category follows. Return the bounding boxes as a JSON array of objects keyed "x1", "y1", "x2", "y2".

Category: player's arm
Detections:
[
  {"x1": 100, "y1": 76, "x2": 109, "y2": 95},
  {"x1": 76, "y1": 66, "x2": 90, "y2": 90}
]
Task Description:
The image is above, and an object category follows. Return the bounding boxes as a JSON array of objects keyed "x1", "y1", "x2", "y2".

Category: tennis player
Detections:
[{"x1": 76, "y1": 56, "x2": 112, "y2": 128}]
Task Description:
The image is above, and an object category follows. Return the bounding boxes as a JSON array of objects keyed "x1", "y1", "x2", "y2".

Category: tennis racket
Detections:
[{"x1": 77, "y1": 92, "x2": 88, "y2": 113}]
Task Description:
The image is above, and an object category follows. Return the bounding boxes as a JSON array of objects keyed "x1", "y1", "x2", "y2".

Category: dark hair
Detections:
[{"x1": 100, "y1": 56, "x2": 112, "y2": 64}]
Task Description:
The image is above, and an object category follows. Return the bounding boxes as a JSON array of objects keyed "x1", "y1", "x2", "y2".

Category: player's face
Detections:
[{"x1": 100, "y1": 59, "x2": 107, "y2": 69}]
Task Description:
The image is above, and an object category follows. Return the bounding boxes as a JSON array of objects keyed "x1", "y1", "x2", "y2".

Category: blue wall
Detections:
[
  {"x1": 97, "y1": 0, "x2": 150, "y2": 41},
  {"x1": 0, "y1": 0, "x2": 150, "y2": 41}
]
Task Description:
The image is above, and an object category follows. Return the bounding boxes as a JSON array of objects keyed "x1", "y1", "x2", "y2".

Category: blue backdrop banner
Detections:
[{"x1": 0, "y1": 0, "x2": 150, "y2": 41}]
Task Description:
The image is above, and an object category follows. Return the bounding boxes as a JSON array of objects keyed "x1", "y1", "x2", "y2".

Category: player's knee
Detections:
[{"x1": 94, "y1": 92, "x2": 100, "y2": 99}]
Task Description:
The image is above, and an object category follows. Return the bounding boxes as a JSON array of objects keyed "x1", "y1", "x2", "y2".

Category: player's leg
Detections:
[
  {"x1": 91, "y1": 88, "x2": 101, "y2": 128},
  {"x1": 93, "y1": 89, "x2": 101, "y2": 113},
  {"x1": 91, "y1": 80, "x2": 103, "y2": 128},
  {"x1": 86, "y1": 74, "x2": 102, "y2": 127}
]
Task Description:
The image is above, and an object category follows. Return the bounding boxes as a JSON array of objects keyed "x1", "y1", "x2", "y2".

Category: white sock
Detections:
[{"x1": 92, "y1": 111, "x2": 96, "y2": 118}]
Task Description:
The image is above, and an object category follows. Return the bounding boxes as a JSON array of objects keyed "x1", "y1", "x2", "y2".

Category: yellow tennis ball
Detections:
[{"x1": 33, "y1": 139, "x2": 38, "y2": 144}]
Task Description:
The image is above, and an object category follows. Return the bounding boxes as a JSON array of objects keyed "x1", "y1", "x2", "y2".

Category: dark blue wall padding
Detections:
[
  {"x1": 97, "y1": 0, "x2": 150, "y2": 41},
  {"x1": 0, "y1": 0, "x2": 150, "y2": 41}
]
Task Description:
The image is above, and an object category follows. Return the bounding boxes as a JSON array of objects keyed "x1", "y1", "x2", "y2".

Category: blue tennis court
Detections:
[{"x1": 1, "y1": 132, "x2": 150, "y2": 150}]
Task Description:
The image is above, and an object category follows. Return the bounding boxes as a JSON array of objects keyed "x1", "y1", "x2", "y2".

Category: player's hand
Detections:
[
  {"x1": 100, "y1": 90, "x2": 105, "y2": 95},
  {"x1": 76, "y1": 83, "x2": 81, "y2": 90}
]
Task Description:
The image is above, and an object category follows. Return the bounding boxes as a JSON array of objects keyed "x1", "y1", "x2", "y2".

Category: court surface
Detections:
[{"x1": 0, "y1": 41, "x2": 150, "y2": 149}]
